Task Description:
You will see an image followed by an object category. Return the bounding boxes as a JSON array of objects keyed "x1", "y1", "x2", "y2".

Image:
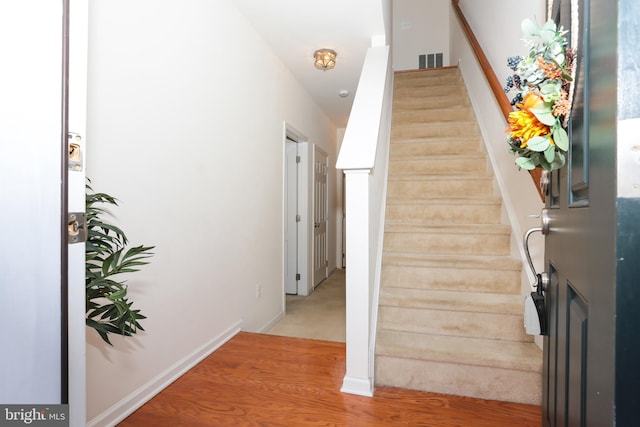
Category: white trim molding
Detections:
[{"x1": 87, "y1": 321, "x2": 242, "y2": 427}]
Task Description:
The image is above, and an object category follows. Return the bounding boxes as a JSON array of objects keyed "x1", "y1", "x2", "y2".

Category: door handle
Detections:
[
  {"x1": 524, "y1": 227, "x2": 549, "y2": 292},
  {"x1": 523, "y1": 214, "x2": 550, "y2": 336}
]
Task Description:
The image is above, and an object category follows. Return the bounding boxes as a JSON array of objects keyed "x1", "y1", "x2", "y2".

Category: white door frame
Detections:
[
  {"x1": 67, "y1": 0, "x2": 88, "y2": 423},
  {"x1": 283, "y1": 123, "x2": 313, "y2": 297}
]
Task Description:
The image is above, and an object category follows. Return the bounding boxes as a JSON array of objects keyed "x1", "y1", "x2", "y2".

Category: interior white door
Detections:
[
  {"x1": 0, "y1": 0, "x2": 66, "y2": 404},
  {"x1": 284, "y1": 139, "x2": 298, "y2": 294},
  {"x1": 313, "y1": 146, "x2": 329, "y2": 287},
  {"x1": 0, "y1": 3, "x2": 86, "y2": 423}
]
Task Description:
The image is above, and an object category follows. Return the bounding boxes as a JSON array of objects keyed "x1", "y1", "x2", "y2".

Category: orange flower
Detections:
[
  {"x1": 507, "y1": 92, "x2": 550, "y2": 148},
  {"x1": 536, "y1": 57, "x2": 562, "y2": 79}
]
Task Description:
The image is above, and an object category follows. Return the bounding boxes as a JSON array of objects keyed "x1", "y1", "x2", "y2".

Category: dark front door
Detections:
[{"x1": 543, "y1": 0, "x2": 640, "y2": 425}]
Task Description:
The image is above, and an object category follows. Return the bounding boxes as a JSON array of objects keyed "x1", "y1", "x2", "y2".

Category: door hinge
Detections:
[
  {"x1": 296, "y1": 214, "x2": 301, "y2": 222},
  {"x1": 68, "y1": 212, "x2": 87, "y2": 244},
  {"x1": 296, "y1": 155, "x2": 301, "y2": 163},
  {"x1": 295, "y1": 273, "x2": 301, "y2": 281}
]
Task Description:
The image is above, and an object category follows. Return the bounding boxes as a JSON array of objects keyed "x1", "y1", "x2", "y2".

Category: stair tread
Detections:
[
  {"x1": 385, "y1": 223, "x2": 510, "y2": 234},
  {"x1": 390, "y1": 137, "x2": 482, "y2": 146},
  {"x1": 379, "y1": 288, "x2": 524, "y2": 315},
  {"x1": 392, "y1": 104, "x2": 471, "y2": 112},
  {"x1": 376, "y1": 330, "x2": 542, "y2": 373},
  {"x1": 394, "y1": 120, "x2": 478, "y2": 127},
  {"x1": 386, "y1": 197, "x2": 502, "y2": 205},
  {"x1": 388, "y1": 153, "x2": 487, "y2": 161},
  {"x1": 388, "y1": 173, "x2": 494, "y2": 181},
  {"x1": 382, "y1": 252, "x2": 522, "y2": 270}
]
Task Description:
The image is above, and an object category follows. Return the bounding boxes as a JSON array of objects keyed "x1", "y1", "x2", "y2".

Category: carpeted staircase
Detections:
[{"x1": 375, "y1": 67, "x2": 542, "y2": 405}]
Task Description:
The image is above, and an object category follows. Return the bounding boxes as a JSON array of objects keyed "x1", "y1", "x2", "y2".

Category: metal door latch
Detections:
[
  {"x1": 68, "y1": 212, "x2": 87, "y2": 244},
  {"x1": 68, "y1": 132, "x2": 83, "y2": 171}
]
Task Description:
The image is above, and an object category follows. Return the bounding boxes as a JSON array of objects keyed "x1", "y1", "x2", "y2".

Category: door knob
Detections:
[{"x1": 540, "y1": 208, "x2": 550, "y2": 235}]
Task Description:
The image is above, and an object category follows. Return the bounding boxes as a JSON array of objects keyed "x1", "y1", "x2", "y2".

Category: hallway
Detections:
[{"x1": 267, "y1": 269, "x2": 346, "y2": 342}]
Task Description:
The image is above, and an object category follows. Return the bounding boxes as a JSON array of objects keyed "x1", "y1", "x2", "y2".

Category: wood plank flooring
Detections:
[{"x1": 118, "y1": 332, "x2": 541, "y2": 426}]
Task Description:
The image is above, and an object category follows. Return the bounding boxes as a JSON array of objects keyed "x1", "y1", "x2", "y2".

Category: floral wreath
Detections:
[{"x1": 504, "y1": 18, "x2": 576, "y2": 171}]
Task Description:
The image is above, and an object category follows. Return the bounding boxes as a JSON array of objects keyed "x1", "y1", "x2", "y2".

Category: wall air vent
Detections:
[{"x1": 418, "y1": 52, "x2": 444, "y2": 69}]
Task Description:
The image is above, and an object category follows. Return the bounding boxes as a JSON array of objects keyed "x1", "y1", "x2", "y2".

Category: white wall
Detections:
[
  {"x1": 457, "y1": 0, "x2": 547, "y2": 86},
  {"x1": 85, "y1": 0, "x2": 336, "y2": 424},
  {"x1": 450, "y1": 0, "x2": 546, "y2": 295},
  {"x1": 392, "y1": 0, "x2": 450, "y2": 70}
]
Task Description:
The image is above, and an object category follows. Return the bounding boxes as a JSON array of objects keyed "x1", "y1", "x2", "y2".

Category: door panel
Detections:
[
  {"x1": 0, "y1": 0, "x2": 65, "y2": 404},
  {"x1": 543, "y1": 0, "x2": 635, "y2": 426},
  {"x1": 285, "y1": 140, "x2": 298, "y2": 294},
  {"x1": 313, "y1": 147, "x2": 328, "y2": 287},
  {"x1": 566, "y1": 284, "x2": 588, "y2": 426}
]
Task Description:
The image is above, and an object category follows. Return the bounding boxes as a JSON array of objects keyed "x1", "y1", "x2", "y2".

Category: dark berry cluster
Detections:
[
  {"x1": 510, "y1": 92, "x2": 523, "y2": 106},
  {"x1": 504, "y1": 56, "x2": 525, "y2": 102},
  {"x1": 504, "y1": 76, "x2": 514, "y2": 93},
  {"x1": 507, "y1": 56, "x2": 523, "y2": 71}
]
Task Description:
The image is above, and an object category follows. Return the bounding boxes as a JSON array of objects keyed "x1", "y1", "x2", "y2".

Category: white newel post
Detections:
[
  {"x1": 340, "y1": 169, "x2": 374, "y2": 396},
  {"x1": 336, "y1": 44, "x2": 392, "y2": 397}
]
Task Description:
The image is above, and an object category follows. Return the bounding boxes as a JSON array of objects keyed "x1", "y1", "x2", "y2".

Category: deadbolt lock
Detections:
[
  {"x1": 541, "y1": 208, "x2": 550, "y2": 235},
  {"x1": 68, "y1": 212, "x2": 87, "y2": 244}
]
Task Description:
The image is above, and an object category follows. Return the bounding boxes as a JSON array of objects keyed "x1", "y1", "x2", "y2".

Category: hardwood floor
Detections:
[{"x1": 118, "y1": 332, "x2": 541, "y2": 426}]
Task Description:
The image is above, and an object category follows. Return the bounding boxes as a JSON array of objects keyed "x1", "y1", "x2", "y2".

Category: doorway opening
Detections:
[
  {"x1": 283, "y1": 125, "x2": 330, "y2": 297},
  {"x1": 284, "y1": 125, "x2": 310, "y2": 296}
]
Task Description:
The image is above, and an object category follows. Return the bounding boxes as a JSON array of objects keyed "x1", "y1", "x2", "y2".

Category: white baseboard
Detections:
[
  {"x1": 87, "y1": 321, "x2": 242, "y2": 427},
  {"x1": 258, "y1": 311, "x2": 284, "y2": 333},
  {"x1": 341, "y1": 375, "x2": 374, "y2": 397}
]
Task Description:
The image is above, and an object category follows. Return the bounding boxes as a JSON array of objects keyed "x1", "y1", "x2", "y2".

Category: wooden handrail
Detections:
[{"x1": 451, "y1": 0, "x2": 544, "y2": 201}]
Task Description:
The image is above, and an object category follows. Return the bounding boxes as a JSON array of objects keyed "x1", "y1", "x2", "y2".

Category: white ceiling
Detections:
[{"x1": 234, "y1": 0, "x2": 388, "y2": 128}]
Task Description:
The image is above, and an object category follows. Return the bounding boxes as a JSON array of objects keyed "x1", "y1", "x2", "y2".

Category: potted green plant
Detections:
[{"x1": 85, "y1": 180, "x2": 154, "y2": 345}]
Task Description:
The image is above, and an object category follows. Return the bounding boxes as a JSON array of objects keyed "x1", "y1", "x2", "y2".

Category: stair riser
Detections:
[
  {"x1": 387, "y1": 179, "x2": 494, "y2": 198},
  {"x1": 375, "y1": 357, "x2": 542, "y2": 405},
  {"x1": 380, "y1": 265, "x2": 522, "y2": 294},
  {"x1": 379, "y1": 288, "x2": 523, "y2": 314},
  {"x1": 395, "y1": 69, "x2": 459, "y2": 82},
  {"x1": 390, "y1": 140, "x2": 483, "y2": 156},
  {"x1": 393, "y1": 96, "x2": 469, "y2": 110},
  {"x1": 378, "y1": 306, "x2": 531, "y2": 342},
  {"x1": 385, "y1": 203, "x2": 501, "y2": 225},
  {"x1": 392, "y1": 123, "x2": 479, "y2": 139},
  {"x1": 393, "y1": 108, "x2": 475, "y2": 124},
  {"x1": 383, "y1": 232, "x2": 510, "y2": 256},
  {"x1": 394, "y1": 77, "x2": 461, "y2": 90},
  {"x1": 394, "y1": 85, "x2": 465, "y2": 98},
  {"x1": 389, "y1": 158, "x2": 487, "y2": 175}
]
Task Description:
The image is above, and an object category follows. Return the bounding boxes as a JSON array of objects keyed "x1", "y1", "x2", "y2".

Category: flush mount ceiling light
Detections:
[{"x1": 313, "y1": 49, "x2": 337, "y2": 71}]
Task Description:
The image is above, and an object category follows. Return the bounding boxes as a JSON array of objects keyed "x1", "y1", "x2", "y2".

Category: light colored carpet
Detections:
[
  {"x1": 267, "y1": 269, "x2": 346, "y2": 343},
  {"x1": 375, "y1": 68, "x2": 542, "y2": 405}
]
